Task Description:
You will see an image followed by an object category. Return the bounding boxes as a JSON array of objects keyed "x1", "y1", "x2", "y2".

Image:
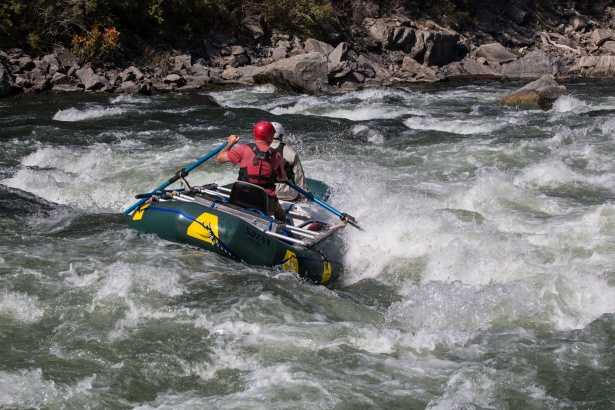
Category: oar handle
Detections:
[
  {"x1": 286, "y1": 181, "x2": 363, "y2": 230},
  {"x1": 124, "y1": 142, "x2": 227, "y2": 215}
]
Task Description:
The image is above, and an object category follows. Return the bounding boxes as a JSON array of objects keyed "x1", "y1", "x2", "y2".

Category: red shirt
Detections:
[{"x1": 228, "y1": 142, "x2": 286, "y2": 196}]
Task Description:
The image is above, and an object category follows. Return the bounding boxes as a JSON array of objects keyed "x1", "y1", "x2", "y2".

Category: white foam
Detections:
[
  {"x1": 0, "y1": 290, "x2": 44, "y2": 322},
  {"x1": 53, "y1": 106, "x2": 126, "y2": 122},
  {"x1": 0, "y1": 368, "x2": 93, "y2": 408},
  {"x1": 551, "y1": 95, "x2": 593, "y2": 114},
  {"x1": 110, "y1": 94, "x2": 151, "y2": 104},
  {"x1": 404, "y1": 116, "x2": 508, "y2": 135}
]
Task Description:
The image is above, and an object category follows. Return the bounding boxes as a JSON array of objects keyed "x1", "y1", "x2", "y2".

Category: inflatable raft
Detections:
[{"x1": 126, "y1": 179, "x2": 346, "y2": 285}]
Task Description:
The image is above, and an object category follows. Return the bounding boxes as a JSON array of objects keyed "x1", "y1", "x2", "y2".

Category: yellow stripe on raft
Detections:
[
  {"x1": 282, "y1": 250, "x2": 299, "y2": 273},
  {"x1": 132, "y1": 203, "x2": 150, "y2": 221},
  {"x1": 322, "y1": 261, "x2": 332, "y2": 285},
  {"x1": 186, "y1": 212, "x2": 219, "y2": 244}
]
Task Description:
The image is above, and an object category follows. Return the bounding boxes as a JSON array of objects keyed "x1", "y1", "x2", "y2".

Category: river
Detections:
[{"x1": 1, "y1": 81, "x2": 615, "y2": 409}]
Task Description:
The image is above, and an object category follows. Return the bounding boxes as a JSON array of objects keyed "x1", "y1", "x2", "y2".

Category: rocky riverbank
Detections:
[{"x1": 2, "y1": 6, "x2": 615, "y2": 98}]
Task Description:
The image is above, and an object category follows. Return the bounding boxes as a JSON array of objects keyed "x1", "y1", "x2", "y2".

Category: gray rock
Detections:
[
  {"x1": 224, "y1": 54, "x2": 250, "y2": 68},
  {"x1": 328, "y1": 42, "x2": 349, "y2": 73},
  {"x1": 52, "y1": 84, "x2": 82, "y2": 93},
  {"x1": 253, "y1": 52, "x2": 328, "y2": 94},
  {"x1": 592, "y1": 29, "x2": 615, "y2": 47},
  {"x1": 570, "y1": 15, "x2": 589, "y2": 32},
  {"x1": 164, "y1": 74, "x2": 185, "y2": 86},
  {"x1": 76, "y1": 65, "x2": 109, "y2": 91},
  {"x1": 16, "y1": 56, "x2": 35, "y2": 72},
  {"x1": 304, "y1": 38, "x2": 334, "y2": 56},
  {"x1": 400, "y1": 56, "x2": 438, "y2": 81},
  {"x1": 417, "y1": 30, "x2": 464, "y2": 67},
  {"x1": 152, "y1": 81, "x2": 175, "y2": 92},
  {"x1": 500, "y1": 50, "x2": 557, "y2": 78},
  {"x1": 242, "y1": 15, "x2": 265, "y2": 39},
  {"x1": 50, "y1": 72, "x2": 71, "y2": 85},
  {"x1": 271, "y1": 47, "x2": 288, "y2": 61},
  {"x1": 475, "y1": 43, "x2": 517, "y2": 65},
  {"x1": 576, "y1": 56, "x2": 615, "y2": 77},
  {"x1": 363, "y1": 17, "x2": 416, "y2": 51},
  {"x1": 27, "y1": 68, "x2": 50, "y2": 92},
  {"x1": 53, "y1": 47, "x2": 78, "y2": 71},
  {"x1": 190, "y1": 63, "x2": 210, "y2": 77},
  {"x1": 120, "y1": 66, "x2": 144, "y2": 82},
  {"x1": 388, "y1": 26, "x2": 416, "y2": 51},
  {"x1": 42, "y1": 54, "x2": 60, "y2": 74},
  {"x1": 184, "y1": 75, "x2": 210, "y2": 88},
  {"x1": 601, "y1": 41, "x2": 615, "y2": 54},
  {"x1": 106, "y1": 69, "x2": 120, "y2": 87},
  {"x1": 500, "y1": 74, "x2": 567, "y2": 109},
  {"x1": 118, "y1": 81, "x2": 138, "y2": 94},
  {"x1": 0, "y1": 63, "x2": 13, "y2": 97},
  {"x1": 231, "y1": 46, "x2": 246, "y2": 56},
  {"x1": 173, "y1": 55, "x2": 192, "y2": 72},
  {"x1": 14, "y1": 74, "x2": 31, "y2": 89}
]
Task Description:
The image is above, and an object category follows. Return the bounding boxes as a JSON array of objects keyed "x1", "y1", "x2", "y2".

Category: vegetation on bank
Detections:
[{"x1": 1, "y1": 0, "x2": 609, "y2": 61}]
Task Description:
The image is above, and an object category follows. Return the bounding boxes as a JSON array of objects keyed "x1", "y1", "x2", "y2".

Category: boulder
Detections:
[
  {"x1": 173, "y1": 55, "x2": 192, "y2": 72},
  {"x1": 400, "y1": 56, "x2": 438, "y2": 81},
  {"x1": 15, "y1": 56, "x2": 35, "y2": 73},
  {"x1": 242, "y1": 15, "x2": 265, "y2": 40},
  {"x1": 27, "y1": 68, "x2": 50, "y2": 92},
  {"x1": 53, "y1": 47, "x2": 78, "y2": 71},
  {"x1": 445, "y1": 57, "x2": 500, "y2": 77},
  {"x1": 475, "y1": 43, "x2": 517, "y2": 65},
  {"x1": 190, "y1": 63, "x2": 210, "y2": 77},
  {"x1": 420, "y1": 30, "x2": 465, "y2": 66},
  {"x1": 42, "y1": 54, "x2": 60, "y2": 74},
  {"x1": 500, "y1": 50, "x2": 557, "y2": 78},
  {"x1": 575, "y1": 56, "x2": 615, "y2": 77},
  {"x1": 52, "y1": 84, "x2": 81, "y2": 93},
  {"x1": 363, "y1": 18, "x2": 416, "y2": 51},
  {"x1": 0, "y1": 63, "x2": 13, "y2": 97},
  {"x1": 253, "y1": 52, "x2": 328, "y2": 94},
  {"x1": 164, "y1": 74, "x2": 186, "y2": 86},
  {"x1": 271, "y1": 47, "x2": 288, "y2": 61},
  {"x1": 500, "y1": 74, "x2": 567, "y2": 110},
  {"x1": 50, "y1": 72, "x2": 71, "y2": 85},
  {"x1": 570, "y1": 15, "x2": 589, "y2": 32},
  {"x1": 75, "y1": 65, "x2": 109, "y2": 91},
  {"x1": 118, "y1": 81, "x2": 139, "y2": 94},
  {"x1": 592, "y1": 29, "x2": 615, "y2": 47},
  {"x1": 328, "y1": 42, "x2": 349, "y2": 73},
  {"x1": 601, "y1": 41, "x2": 615, "y2": 54},
  {"x1": 120, "y1": 66, "x2": 144, "y2": 82},
  {"x1": 304, "y1": 38, "x2": 334, "y2": 55}
]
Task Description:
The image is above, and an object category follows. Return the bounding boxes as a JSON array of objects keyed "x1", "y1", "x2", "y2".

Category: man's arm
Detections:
[{"x1": 215, "y1": 135, "x2": 240, "y2": 163}]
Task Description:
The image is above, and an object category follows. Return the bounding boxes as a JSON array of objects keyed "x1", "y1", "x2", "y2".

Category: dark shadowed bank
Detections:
[{"x1": 2, "y1": 0, "x2": 615, "y2": 98}]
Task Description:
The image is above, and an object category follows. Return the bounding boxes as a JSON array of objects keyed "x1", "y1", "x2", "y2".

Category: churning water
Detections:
[{"x1": 1, "y1": 81, "x2": 615, "y2": 409}]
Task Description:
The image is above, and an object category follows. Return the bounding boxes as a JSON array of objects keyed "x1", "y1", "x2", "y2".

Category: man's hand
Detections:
[{"x1": 227, "y1": 135, "x2": 240, "y2": 146}]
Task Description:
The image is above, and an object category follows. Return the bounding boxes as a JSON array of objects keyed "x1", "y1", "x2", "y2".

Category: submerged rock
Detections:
[{"x1": 500, "y1": 74, "x2": 567, "y2": 110}]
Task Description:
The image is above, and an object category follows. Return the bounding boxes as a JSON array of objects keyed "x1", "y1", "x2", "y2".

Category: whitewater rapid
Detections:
[{"x1": 2, "y1": 82, "x2": 615, "y2": 408}]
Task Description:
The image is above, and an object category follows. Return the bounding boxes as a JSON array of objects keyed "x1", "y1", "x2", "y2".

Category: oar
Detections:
[
  {"x1": 123, "y1": 142, "x2": 227, "y2": 215},
  {"x1": 286, "y1": 181, "x2": 363, "y2": 231}
]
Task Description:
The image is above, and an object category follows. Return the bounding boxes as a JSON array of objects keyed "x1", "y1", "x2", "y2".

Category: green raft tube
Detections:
[{"x1": 126, "y1": 179, "x2": 346, "y2": 286}]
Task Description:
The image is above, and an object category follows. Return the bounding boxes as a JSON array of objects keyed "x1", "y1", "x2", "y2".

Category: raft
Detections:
[{"x1": 126, "y1": 179, "x2": 345, "y2": 285}]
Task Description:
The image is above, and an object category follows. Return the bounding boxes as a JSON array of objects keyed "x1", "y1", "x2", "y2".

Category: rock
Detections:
[
  {"x1": 75, "y1": 65, "x2": 109, "y2": 91},
  {"x1": 363, "y1": 17, "x2": 416, "y2": 51},
  {"x1": 222, "y1": 66, "x2": 242, "y2": 81},
  {"x1": 50, "y1": 72, "x2": 71, "y2": 85},
  {"x1": 592, "y1": 29, "x2": 615, "y2": 47},
  {"x1": 388, "y1": 26, "x2": 416, "y2": 51},
  {"x1": 601, "y1": 41, "x2": 615, "y2": 54},
  {"x1": 53, "y1": 47, "x2": 78, "y2": 71},
  {"x1": 570, "y1": 15, "x2": 589, "y2": 32},
  {"x1": 14, "y1": 74, "x2": 31, "y2": 89},
  {"x1": 271, "y1": 47, "x2": 288, "y2": 61},
  {"x1": 242, "y1": 15, "x2": 265, "y2": 39},
  {"x1": 52, "y1": 84, "x2": 82, "y2": 93},
  {"x1": 400, "y1": 56, "x2": 438, "y2": 81},
  {"x1": 190, "y1": 63, "x2": 210, "y2": 77},
  {"x1": 184, "y1": 75, "x2": 210, "y2": 88},
  {"x1": 304, "y1": 38, "x2": 334, "y2": 56},
  {"x1": 118, "y1": 80, "x2": 138, "y2": 94},
  {"x1": 328, "y1": 42, "x2": 349, "y2": 73},
  {"x1": 16, "y1": 56, "x2": 35, "y2": 72},
  {"x1": 120, "y1": 66, "x2": 144, "y2": 82},
  {"x1": 152, "y1": 81, "x2": 174, "y2": 92},
  {"x1": 475, "y1": 43, "x2": 517, "y2": 65},
  {"x1": 575, "y1": 56, "x2": 615, "y2": 77},
  {"x1": 0, "y1": 63, "x2": 13, "y2": 97},
  {"x1": 106, "y1": 69, "x2": 120, "y2": 87},
  {"x1": 231, "y1": 46, "x2": 246, "y2": 56},
  {"x1": 419, "y1": 30, "x2": 465, "y2": 67},
  {"x1": 42, "y1": 54, "x2": 60, "y2": 74},
  {"x1": 500, "y1": 74, "x2": 567, "y2": 110},
  {"x1": 500, "y1": 50, "x2": 557, "y2": 78},
  {"x1": 173, "y1": 55, "x2": 192, "y2": 72},
  {"x1": 253, "y1": 52, "x2": 328, "y2": 94},
  {"x1": 224, "y1": 54, "x2": 250, "y2": 68},
  {"x1": 27, "y1": 68, "x2": 50, "y2": 92}
]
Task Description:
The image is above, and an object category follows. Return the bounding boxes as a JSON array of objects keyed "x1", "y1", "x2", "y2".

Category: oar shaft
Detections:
[{"x1": 124, "y1": 142, "x2": 227, "y2": 215}]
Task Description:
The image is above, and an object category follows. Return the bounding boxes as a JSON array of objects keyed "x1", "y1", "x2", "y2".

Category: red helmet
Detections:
[{"x1": 252, "y1": 120, "x2": 275, "y2": 143}]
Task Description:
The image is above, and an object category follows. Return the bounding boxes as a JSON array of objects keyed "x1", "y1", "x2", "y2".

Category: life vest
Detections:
[
  {"x1": 238, "y1": 143, "x2": 279, "y2": 190},
  {"x1": 271, "y1": 142, "x2": 295, "y2": 182}
]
